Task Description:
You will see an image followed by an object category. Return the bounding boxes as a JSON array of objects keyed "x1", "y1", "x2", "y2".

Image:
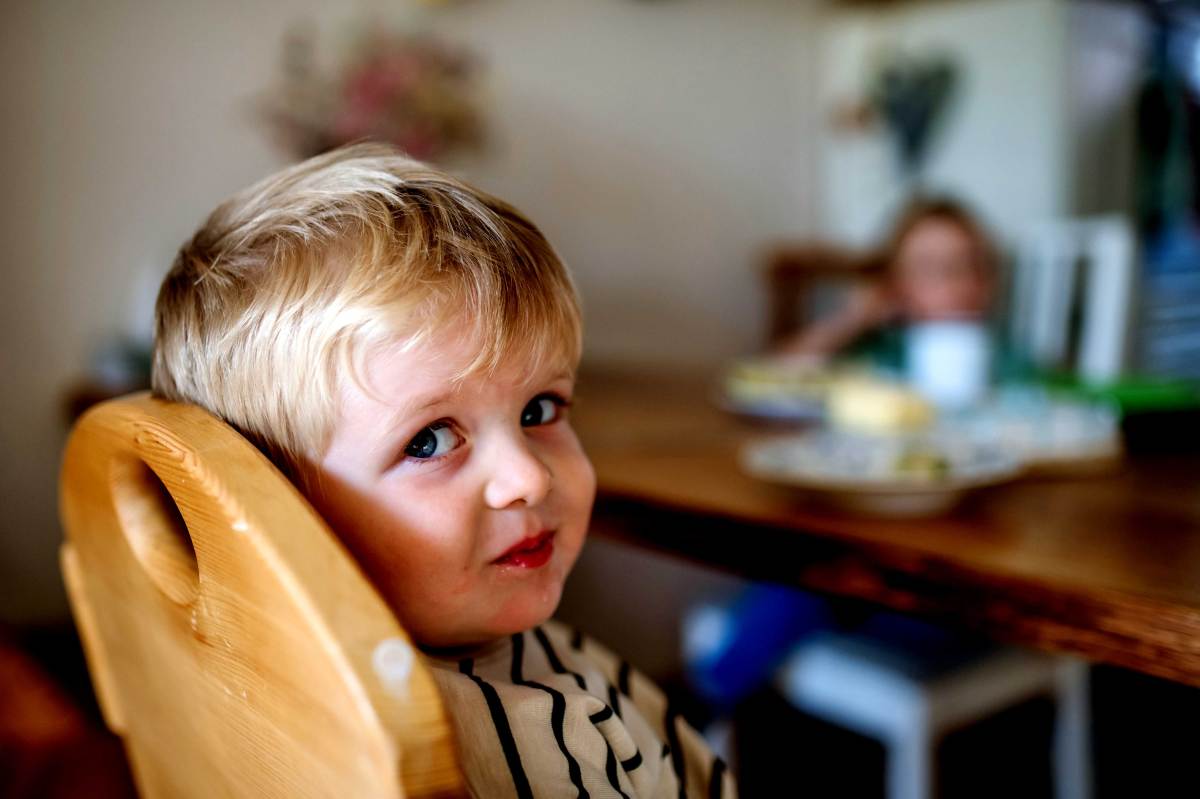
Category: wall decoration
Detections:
[
  {"x1": 868, "y1": 50, "x2": 959, "y2": 179},
  {"x1": 260, "y1": 24, "x2": 485, "y2": 162},
  {"x1": 832, "y1": 47, "x2": 959, "y2": 182}
]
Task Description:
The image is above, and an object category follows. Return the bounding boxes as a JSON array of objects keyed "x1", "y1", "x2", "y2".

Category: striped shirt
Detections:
[{"x1": 423, "y1": 620, "x2": 736, "y2": 799}]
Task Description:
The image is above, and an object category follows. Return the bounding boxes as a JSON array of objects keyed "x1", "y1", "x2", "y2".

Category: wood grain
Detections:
[
  {"x1": 59, "y1": 393, "x2": 467, "y2": 799},
  {"x1": 573, "y1": 367, "x2": 1200, "y2": 685}
]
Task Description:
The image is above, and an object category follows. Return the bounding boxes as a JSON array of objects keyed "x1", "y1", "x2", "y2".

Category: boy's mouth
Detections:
[{"x1": 492, "y1": 530, "x2": 555, "y2": 569}]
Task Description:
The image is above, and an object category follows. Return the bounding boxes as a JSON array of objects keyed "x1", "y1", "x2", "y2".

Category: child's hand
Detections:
[
  {"x1": 777, "y1": 278, "x2": 902, "y2": 355},
  {"x1": 776, "y1": 279, "x2": 898, "y2": 359},
  {"x1": 843, "y1": 282, "x2": 900, "y2": 329}
]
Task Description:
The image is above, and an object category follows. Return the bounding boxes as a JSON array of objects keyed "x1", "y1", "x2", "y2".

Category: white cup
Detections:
[{"x1": 906, "y1": 321, "x2": 992, "y2": 410}]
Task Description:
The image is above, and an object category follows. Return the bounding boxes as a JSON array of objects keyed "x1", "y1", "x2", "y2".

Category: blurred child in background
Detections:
[{"x1": 779, "y1": 196, "x2": 998, "y2": 371}]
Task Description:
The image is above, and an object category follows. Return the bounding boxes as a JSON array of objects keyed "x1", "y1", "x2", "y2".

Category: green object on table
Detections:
[{"x1": 1036, "y1": 373, "x2": 1200, "y2": 414}]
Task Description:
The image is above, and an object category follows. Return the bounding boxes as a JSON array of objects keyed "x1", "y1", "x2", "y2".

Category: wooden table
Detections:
[{"x1": 572, "y1": 367, "x2": 1200, "y2": 686}]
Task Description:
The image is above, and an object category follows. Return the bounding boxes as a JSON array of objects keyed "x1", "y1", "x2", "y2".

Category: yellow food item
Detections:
[
  {"x1": 827, "y1": 379, "x2": 934, "y2": 434},
  {"x1": 893, "y1": 446, "x2": 952, "y2": 481},
  {"x1": 724, "y1": 358, "x2": 829, "y2": 401}
]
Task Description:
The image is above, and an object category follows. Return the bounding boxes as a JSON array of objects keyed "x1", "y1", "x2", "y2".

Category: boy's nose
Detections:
[{"x1": 483, "y1": 436, "x2": 552, "y2": 509}]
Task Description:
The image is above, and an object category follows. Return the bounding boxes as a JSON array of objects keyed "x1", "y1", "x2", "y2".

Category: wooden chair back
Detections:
[
  {"x1": 763, "y1": 243, "x2": 886, "y2": 345},
  {"x1": 58, "y1": 393, "x2": 467, "y2": 799}
]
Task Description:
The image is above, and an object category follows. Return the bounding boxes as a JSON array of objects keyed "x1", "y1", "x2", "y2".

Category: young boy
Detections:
[{"x1": 151, "y1": 143, "x2": 736, "y2": 799}]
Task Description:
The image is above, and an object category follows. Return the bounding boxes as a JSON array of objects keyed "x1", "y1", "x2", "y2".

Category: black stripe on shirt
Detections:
[
  {"x1": 459, "y1": 657, "x2": 533, "y2": 799},
  {"x1": 511, "y1": 633, "x2": 590, "y2": 799},
  {"x1": 604, "y1": 740, "x2": 633, "y2": 799},
  {"x1": 588, "y1": 703, "x2": 642, "y2": 779},
  {"x1": 534, "y1": 626, "x2": 587, "y2": 691},
  {"x1": 709, "y1": 756, "x2": 727, "y2": 799},
  {"x1": 608, "y1": 683, "x2": 623, "y2": 719},
  {"x1": 570, "y1": 626, "x2": 585, "y2": 650},
  {"x1": 617, "y1": 660, "x2": 632, "y2": 697},
  {"x1": 664, "y1": 708, "x2": 687, "y2": 799},
  {"x1": 587, "y1": 702, "x2": 634, "y2": 796}
]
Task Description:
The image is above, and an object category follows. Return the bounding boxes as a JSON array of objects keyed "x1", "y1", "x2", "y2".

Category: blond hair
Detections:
[{"x1": 152, "y1": 143, "x2": 582, "y2": 479}]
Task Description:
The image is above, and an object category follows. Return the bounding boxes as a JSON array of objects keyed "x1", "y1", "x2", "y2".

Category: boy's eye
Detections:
[
  {"x1": 404, "y1": 423, "x2": 461, "y2": 460},
  {"x1": 521, "y1": 395, "x2": 564, "y2": 427}
]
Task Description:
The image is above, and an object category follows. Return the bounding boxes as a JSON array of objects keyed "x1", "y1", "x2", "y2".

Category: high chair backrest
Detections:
[
  {"x1": 59, "y1": 393, "x2": 467, "y2": 799},
  {"x1": 1010, "y1": 215, "x2": 1137, "y2": 383}
]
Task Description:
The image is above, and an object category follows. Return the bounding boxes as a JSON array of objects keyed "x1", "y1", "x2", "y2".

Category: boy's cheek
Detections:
[
  {"x1": 559, "y1": 456, "x2": 596, "y2": 528},
  {"x1": 540, "y1": 429, "x2": 595, "y2": 508},
  {"x1": 579, "y1": 454, "x2": 597, "y2": 511},
  {"x1": 562, "y1": 432, "x2": 596, "y2": 500}
]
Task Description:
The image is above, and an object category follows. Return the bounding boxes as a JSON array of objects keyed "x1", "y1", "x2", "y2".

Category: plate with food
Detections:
[
  {"x1": 718, "y1": 356, "x2": 840, "y2": 423},
  {"x1": 740, "y1": 429, "x2": 1023, "y2": 517},
  {"x1": 946, "y1": 389, "x2": 1122, "y2": 476}
]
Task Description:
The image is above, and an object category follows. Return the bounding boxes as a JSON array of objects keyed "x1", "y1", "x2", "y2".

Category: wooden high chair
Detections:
[
  {"x1": 58, "y1": 393, "x2": 468, "y2": 799},
  {"x1": 762, "y1": 243, "x2": 886, "y2": 346}
]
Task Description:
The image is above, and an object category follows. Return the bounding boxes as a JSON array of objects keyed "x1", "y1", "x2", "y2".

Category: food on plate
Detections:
[
  {"x1": 723, "y1": 356, "x2": 830, "y2": 402},
  {"x1": 827, "y1": 379, "x2": 934, "y2": 434},
  {"x1": 719, "y1": 356, "x2": 835, "y2": 421},
  {"x1": 893, "y1": 444, "x2": 952, "y2": 480}
]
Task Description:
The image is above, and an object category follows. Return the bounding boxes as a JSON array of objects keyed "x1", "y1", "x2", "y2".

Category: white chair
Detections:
[
  {"x1": 683, "y1": 602, "x2": 1091, "y2": 799},
  {"x1": 1009, "y1": 216, "x2": 1138, "y2": 384},
  {"x1": 776, "y1": 632, "x2": 1091, "y2": 799}
]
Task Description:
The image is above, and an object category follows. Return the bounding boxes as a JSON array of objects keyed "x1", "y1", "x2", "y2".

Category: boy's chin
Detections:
[
  {"x1": 414, "y1": 591, "x2": 564, "y2": 651},
  {"x1": 479, "y1": 584, "x2": 565, "y2": 642},
  {"x1": 494, "y1": 588, "x2": 563, "y2": 636}
]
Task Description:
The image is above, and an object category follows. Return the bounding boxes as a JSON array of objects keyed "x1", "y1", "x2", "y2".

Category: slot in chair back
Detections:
[
  {"x1": 1010, "y1": 215, "x2": 1137, "y2": 384},
  {"x1": 59, "y1": 393, "x2": 466, "y2": 799}
]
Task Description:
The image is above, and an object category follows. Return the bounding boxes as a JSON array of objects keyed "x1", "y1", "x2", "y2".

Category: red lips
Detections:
[{"x1": 493, "y1": 530, "x2": 555, "y2": 568}]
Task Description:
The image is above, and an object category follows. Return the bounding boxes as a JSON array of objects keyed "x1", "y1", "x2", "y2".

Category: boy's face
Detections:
[{"x1": 301, "y1": 321, "x2": 595, "y2": 649}]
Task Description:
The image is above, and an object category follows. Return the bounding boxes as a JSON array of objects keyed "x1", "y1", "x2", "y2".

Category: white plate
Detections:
[
  {"x1": 715, "y1": 391, "x2": 825, "y2": 423},
  {"x1": 945, "y1": 391, "x2": 1123, "y2": 475},
  {"x1": 740, "y1": 431, "x2": 1024, "y2": 517}
]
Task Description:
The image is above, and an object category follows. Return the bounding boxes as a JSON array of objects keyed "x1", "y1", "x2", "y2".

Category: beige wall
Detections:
[
  {"x1": 817, "y1": 0, "x2": 1072, "y2": 247},
  {"x1": 430, "y1": 0, "x2": 820, "y2": 365},
  {"x1": 1, "y1": 0, "x2": 820, "y2": 622}
]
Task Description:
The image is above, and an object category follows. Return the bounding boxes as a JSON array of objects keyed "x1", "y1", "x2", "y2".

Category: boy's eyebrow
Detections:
[
  {"x1": 384, "y1": 370, "x2": 575, "y2": 428},
  {"x1": 374, "y1": 392, "x2": 454, "y2": 460},
  {"x1": 387, "y1": 391, "x2": 456, "y2": 428}
]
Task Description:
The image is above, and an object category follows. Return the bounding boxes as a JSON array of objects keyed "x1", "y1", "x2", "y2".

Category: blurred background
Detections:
[{"x1": 3, "y1": 0, "x2": 1200, "y2": 796}]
